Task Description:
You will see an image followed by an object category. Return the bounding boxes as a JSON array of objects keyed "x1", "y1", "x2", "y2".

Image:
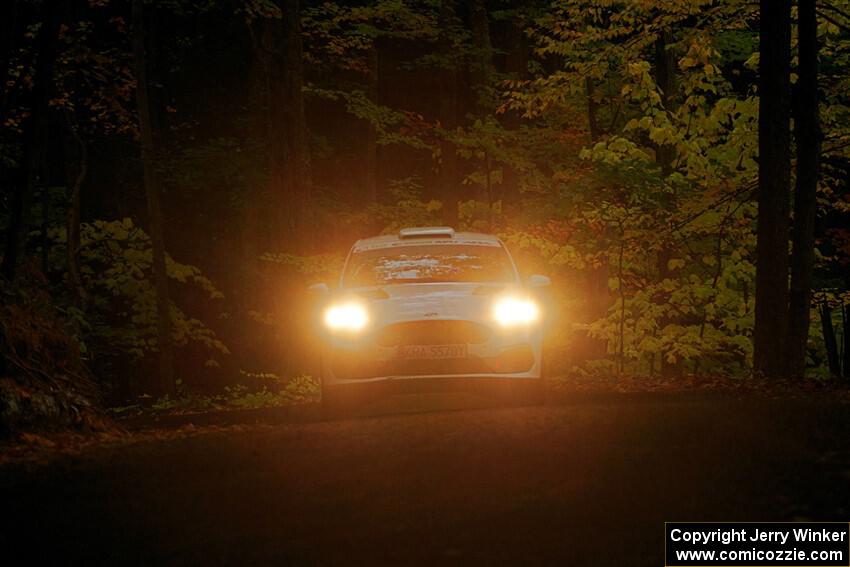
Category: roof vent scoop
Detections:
[{"x1": 398, "y1": 227, "x2": 455, "y2": 239}]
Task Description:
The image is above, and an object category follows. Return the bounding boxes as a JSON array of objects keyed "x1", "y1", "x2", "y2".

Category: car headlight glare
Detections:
[
  {"x1": 324, "y1": 302, "x2": 369, "y2": 331},
  {"x1": 493, "y1": 296, "x2": 540, "y2": 327}
]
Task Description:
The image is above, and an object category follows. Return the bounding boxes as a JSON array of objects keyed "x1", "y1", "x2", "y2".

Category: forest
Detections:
[{"x1": 2, "y1": 0, "x2": 850, "y2": 430}]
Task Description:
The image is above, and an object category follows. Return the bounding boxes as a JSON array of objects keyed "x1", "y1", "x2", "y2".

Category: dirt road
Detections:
[{"x1": 3, "y1": 391, "x2": 849, "y2": 565}]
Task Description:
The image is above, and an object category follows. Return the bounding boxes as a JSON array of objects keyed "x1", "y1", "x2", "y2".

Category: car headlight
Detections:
[
  {"x1": 493, "y1": 296, "x2": 540, "y2": 327},
  {"x1": 323, "y1": 301, "x2": 369, "y2": 332}
]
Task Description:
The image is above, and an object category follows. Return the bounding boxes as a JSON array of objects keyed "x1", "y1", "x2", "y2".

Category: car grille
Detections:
[{"x1": 374, "y1": 320, "x2": 491, "y2": 347}]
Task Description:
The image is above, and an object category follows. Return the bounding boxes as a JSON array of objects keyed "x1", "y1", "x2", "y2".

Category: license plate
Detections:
[{"x1": 397, "y1": 344, "x2": 468, "y2": 359}]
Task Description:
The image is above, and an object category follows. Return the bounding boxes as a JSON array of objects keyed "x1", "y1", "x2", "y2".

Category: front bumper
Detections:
[{"x1": 321, "y1": 320, "x2": 543, "y2": 386}]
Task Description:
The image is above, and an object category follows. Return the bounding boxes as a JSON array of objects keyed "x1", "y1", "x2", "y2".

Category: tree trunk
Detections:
[
  {"x1": 40, "y1": 172, "x2": 49, "y2": 273},
  {"x1": 653, "y1": 29, "x2": 678, "y2": 377},
  {"x1": 582, "y1": 71, "x2": 606, "y2": 363},
  {"x1": 654, "y1": 30, "x2": 676, "y2": 176},
  {"x1": 786, "y1": 0, "x2": 821, "y2": 378},
  {"x1": 469, "y1": 0, "x2": 494, "y2": 112},
  {"x1": 842, "y1": 304, "x2": 850, "y2": 378},
  {"x1": 132, "y1": 0, "x2": 174, "y2": 396},
  {"x1": 585, "y1": 77, "x2": 601, "y2": 143},
  {"x1": 753, "y1": 0, "x2": 792, "y2": 378},
  {"x1": 438, "y1": 0, "x2": 459, "y2": 228},
  {"x1": 617, "y1": 233, "x2": 626, "y2": 377},
  {"x1": 820, "y1": 300, "x2": 840, "y2": 377},
  {"x1": 484, "y1": 151, "x2": 493, "y2": 231},
  {"x1": 243, "y1": 14, "x2": 271, "y2": 277},
  {"x1": 365, "y1": 45, "x2": 379, "y2": 204},
  {"x1": 500, "y1": 15, "x2": 528, "y2": 206},
  {"x1": 64, "y1": 110, "x2": 87, "y2": 304},
  {"x1": 0, "y1": 1, "x2": 18, "y2": 111},
  {"x1": 1, "y1": 4, "x2": 61, "y2": 280},
  {"x1": 469, "y1": 0, "x2": 495, "y2": 214},
  {"x1": 268, "y1": 0, "x2": 312, "y2": 252}
]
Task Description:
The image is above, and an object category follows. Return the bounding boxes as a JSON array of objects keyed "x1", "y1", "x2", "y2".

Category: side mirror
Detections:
[
  {"x1": 527, "y1": 274, "x2": 551, "y2": 288},
  {"x1": 308, "y1": 282, "x2": 330, "y2": 295}
]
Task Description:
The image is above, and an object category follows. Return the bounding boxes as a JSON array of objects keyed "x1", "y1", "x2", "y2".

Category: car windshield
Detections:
[{"x1": 343, "y1": 243, "x2": 516, "y2": 287}]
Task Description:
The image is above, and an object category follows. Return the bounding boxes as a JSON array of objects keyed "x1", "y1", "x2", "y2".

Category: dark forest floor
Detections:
[{"x1": 2, "y1": 389, "x2": 850, "y2": 565}]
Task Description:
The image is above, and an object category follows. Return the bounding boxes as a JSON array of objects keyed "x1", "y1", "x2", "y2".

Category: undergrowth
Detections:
[{"x1": 110, "y1": 374, "x2": 320, "y2": 417}]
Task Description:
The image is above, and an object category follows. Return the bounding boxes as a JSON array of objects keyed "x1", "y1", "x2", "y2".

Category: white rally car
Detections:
[{"x1": 310, "y1": 227, "x2": 550, "y2": 409}]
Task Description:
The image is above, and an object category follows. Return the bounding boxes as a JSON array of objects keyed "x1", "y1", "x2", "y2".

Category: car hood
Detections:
[{"x1": 357, "y1": 283, "x2": 510, "y2": 325}]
